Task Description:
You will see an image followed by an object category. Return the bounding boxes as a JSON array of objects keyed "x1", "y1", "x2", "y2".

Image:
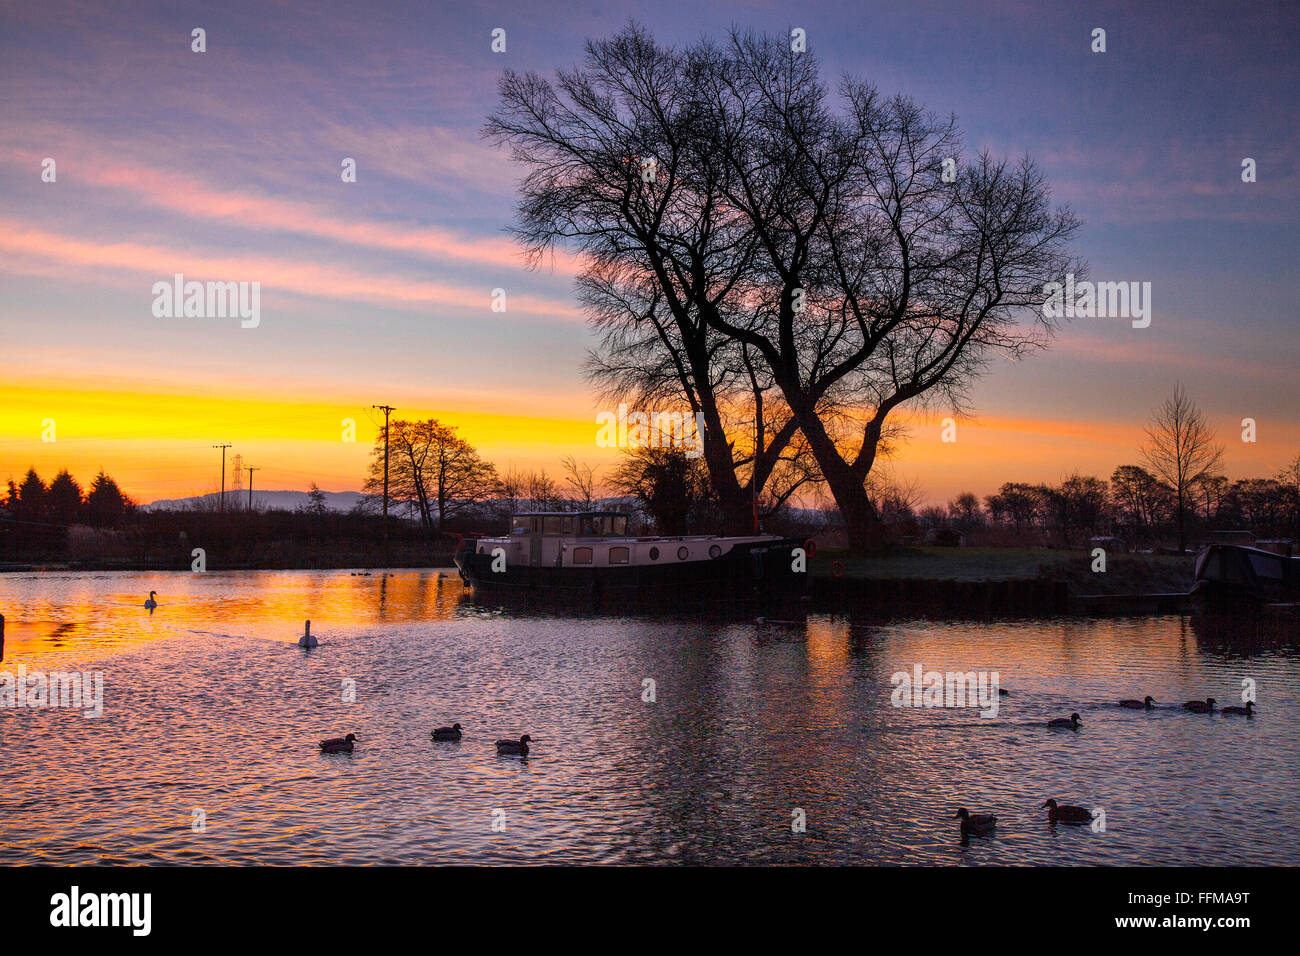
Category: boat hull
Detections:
[{"x1": 454, "y1": 536, "x2": 809, "y2": 600}]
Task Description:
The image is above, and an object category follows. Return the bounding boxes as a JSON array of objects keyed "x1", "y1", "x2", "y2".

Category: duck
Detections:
[
  {"x1": 953, "y1": 808, "x2": 997, "y2": 837},
  {"x1": 431, "y1": 723, "x2": 463, "y2": 741},
  {"x1": 1120, "y1": 695, "x2": 1156, "y2": 710},
  {"x1": 298, "y1": 620, "x2": 318, "y2": 648},
  {"x1": 1222, "y1": 701, "x2": 1255, "y2": 717},
  {"x1": 319, "y1": 733, "x2": 357, "y2": 753},
  {"x1": 998, "y1": 688, "x2": 1010, "y2": 697},
  {"x1": 1047, "y1": 712, "x2": 1082, "y2": 729},
  {"x1": 495, "y1": 734, "x2": 533, "y2": 756},
  {"x1": 1041, "y1": 798, "x2": 1092, "y2": 824},
  {"x1": 1182, "y1": 697, "x2": 1216, "y2": 713},
  {"x1": 143, "y1": 591, "x2": 158, "y2": 609}
]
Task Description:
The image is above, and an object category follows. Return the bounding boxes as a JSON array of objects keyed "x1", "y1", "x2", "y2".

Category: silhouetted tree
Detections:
[
  {"x1": 1109, "y1": 465, "x2": 1173, "y2": 546},
  {"x1": 46, "y1": 470, "x2": 84, "y2": 525},
  {"x1": 488, "y1": 25, "x2": 1081, "y2": 551},
  {"x1": 610, "y1": 445, "x2": 715, "y2": 535},
  {"x1": 16, "y1": 468, "x2": 47, "y2": 521},
  {"x1": 84, "y1": 471, "x2": 132, "y2": 527},
  {"x1": 302, "y1": 482, "x2": 329, "y2": 516},
  {"x1": 1142, "y1": 385, "x2": 1223, "y2": 550},
  {"x1": 984, "y1": 482, "x2": 1040, "y2": 534},
  {"x1": 364, "y1": 419, "x2": 498, "y2": 531},
  {"x1": 562, "y1": 456, "x2": 601, "y2": 510}
]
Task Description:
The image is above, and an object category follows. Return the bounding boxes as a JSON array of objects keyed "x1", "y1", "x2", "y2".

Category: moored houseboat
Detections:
[
  {"x1": 453, "y1": 511, "x2": 810, "y2": 600},
  {"x1": 1189, "y1": 544, "x2": 1300, "y2": 611}
]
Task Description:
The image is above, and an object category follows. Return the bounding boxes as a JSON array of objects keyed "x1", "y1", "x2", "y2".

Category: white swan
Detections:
[
  {"x1": 143, "y1": 591, "x2": 158, "y2": 609},
  {"x1": 298, "y1": 619, "x2": 318, "y2": 648}
]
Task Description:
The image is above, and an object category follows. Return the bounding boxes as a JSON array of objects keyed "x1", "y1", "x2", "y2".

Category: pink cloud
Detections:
[{"x1": 0, "y1": 217, "x2": 582, "y2": 321}]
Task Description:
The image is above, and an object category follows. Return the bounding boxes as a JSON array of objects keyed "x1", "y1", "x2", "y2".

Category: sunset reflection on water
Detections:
[{"x1": 0, "y1": 570, "x2": 1296, "y2": 865}]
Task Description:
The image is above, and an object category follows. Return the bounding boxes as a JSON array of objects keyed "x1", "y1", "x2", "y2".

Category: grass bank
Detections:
[{"x1": 811, "y1": 547, "x2": 1194, "y2": 596}]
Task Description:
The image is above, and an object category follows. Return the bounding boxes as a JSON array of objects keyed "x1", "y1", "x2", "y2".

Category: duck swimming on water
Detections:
[
  {"x1": 144, "y1": 591, "x2": 158, "y2": 609},
  {"x1": 1183, "y1": 697, "x2": 1216, "y2": 713},
  {"x1": 495, "y1": 734, "x2": 533, "y2": 756},
  {"x1": 953, "y1": 808, "x2": 997, "y2": 838},
  {"x1": 319, "y1": 733, "x2": 357, "y2": 753},
  {"x1": 1120, "y1": 695, "x2": 1156, "y2": 710},
  {"x1": 431, "y1": 723, "x2": 463, "y2": 741},
  {"x1": 1048, "y1": 712, "x2": 1082, "y2": 729},
  {"x1": 1222, "y1": 701, "x2": 1255, "y2": 716},
  {"x1": 1041, "y1": 798, "x2": 1093, "y2": 824}
]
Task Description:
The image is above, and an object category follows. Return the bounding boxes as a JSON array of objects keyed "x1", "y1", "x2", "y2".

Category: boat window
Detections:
[
  {"x1": 573, "y1": 547, "x2": 593, "y2": 565},
  {"x1": 612, "y1": 515, "x2": 627, "y2": 535},
  {"x1": 562, "y1": 516, "x2": 575, "y2": 534},
  {"x1": 649, "y1": 546, "x2": 660, "y2": 560},
  {"x1": 511, "y1": 516, "x2": 531, "y2": 535},
  {"x1": 677, "y1": 546, "x2": 690, "y2": 560},
  {"x1": 579, "y1": 516, "x2": 596, "y2": 536},
  {"x1": 1248, "y1": 552, "x2": 1284, "y2": 580},
  {"x1": 543, "y1": 516, "x2": 564, "y2": 535},
  {"x1": 709, "y1": 544, "x2": 722, "y2": 559},
  {"x1": 608, "y1": 546, "x2": 630, "y2": 565}
]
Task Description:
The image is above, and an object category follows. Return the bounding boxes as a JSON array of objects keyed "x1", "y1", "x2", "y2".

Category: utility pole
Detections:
[
  {"x1": 212, "y1": 444, "x2": 232, "y2": 511},
  {"x1": 372, "y1": 405, "x2": 394, "y2": 562},
  {"x1": 246, "y1": 466, "x2": 259, "y2": 510}
]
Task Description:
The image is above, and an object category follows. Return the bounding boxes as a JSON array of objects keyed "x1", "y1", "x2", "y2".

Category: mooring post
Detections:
[{"x1": 1, "y1": 611, "x2": 5, "y2": 662}]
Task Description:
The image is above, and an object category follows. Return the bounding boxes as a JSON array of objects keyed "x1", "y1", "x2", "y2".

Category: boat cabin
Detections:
[
  {"x1": 509, "y1": 511, "x2": 629, "y2": 539},
  {"x1": 475, "y1": 511, "x2": 767, "y2": 570}
]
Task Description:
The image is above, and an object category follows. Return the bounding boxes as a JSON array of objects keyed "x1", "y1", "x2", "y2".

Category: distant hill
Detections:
[{"x1": 144, "y1": 490, "x2": 367, "y2": 513}]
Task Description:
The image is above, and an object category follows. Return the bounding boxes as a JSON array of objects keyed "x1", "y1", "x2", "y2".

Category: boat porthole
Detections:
[
  {"x1": 831, "y1": 561, "x2": 844, "y2": 578},
  {"x1": 649, "y1": 546, "x2": 660, "y2": 560},
  {"x1": 677, "y1": 546, "x2": 689, "y2": 560},
  {"x1": 708, "y1": 544, "x2": 722, "y2": 559}
]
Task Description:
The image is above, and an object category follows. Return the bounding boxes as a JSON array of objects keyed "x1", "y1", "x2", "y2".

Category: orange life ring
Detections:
[{"x1": 803, "y1": 538, "x2": 817, "y2": 559}]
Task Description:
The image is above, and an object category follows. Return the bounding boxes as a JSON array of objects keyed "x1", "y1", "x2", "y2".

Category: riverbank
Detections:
[
  {"x1": 811, "y1": 546, "x2": 1193, "y2": 593},
  {"x1": 5, "y1": 545, "x2": 1195, "y2": 595},
  {"x1": 808, "y1": 546, "x2": 1195, "y2": 616}
]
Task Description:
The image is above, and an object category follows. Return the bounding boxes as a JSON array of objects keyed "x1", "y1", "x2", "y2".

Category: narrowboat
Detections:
[
  {"x1": 1189, "y1": 544, "x2": 1300, "y2": 611},
  {"x1": 453, "y1": 511, "x2": 811, "y2": 600}
]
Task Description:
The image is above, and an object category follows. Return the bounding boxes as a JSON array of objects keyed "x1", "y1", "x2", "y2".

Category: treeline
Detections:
[
  {"x1": 893, "y1": 460, "x2": 1300, "y2": 550},
  {"x1": 358, "y1": 419, "x2": 814, "y2": 539},
  {"x1": 0, "y1": 467, "x2": 449, "y2": 567},
  {"x1": 4, "y1": 468, "x2": 134, "y2": 526}
]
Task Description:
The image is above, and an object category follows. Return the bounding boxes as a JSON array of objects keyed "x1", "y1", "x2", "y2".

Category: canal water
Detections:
[{"x1": 0, "y1": 570, "x2": 1295, "y2": 865}]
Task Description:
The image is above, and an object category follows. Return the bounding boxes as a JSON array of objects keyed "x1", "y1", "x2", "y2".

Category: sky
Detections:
[{"x1": 1, "y1": 0, "x2": 1296, "y2": 507}]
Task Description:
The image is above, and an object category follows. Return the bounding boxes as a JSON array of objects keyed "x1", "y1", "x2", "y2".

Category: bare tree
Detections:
[
  {"x1": 363, "y1": 420, "x2": 498, "y2": 531},
  {"x1": 486, "y1": 27, "x2": 806, "y2": 534},
  {"x1": 1141, "y1": 384, "x2": 1224, "y2": 550},
  {"x1": 526, "y1": 469, "x2": 557, "y2": 510},
  {"x1": 561, "y1": 455, "x2": 601, "y2": 509},
  {"x1": 495, "y1": 467, "x2": 527, "y2": 518},
  {"x1": 487, "y1": 25, "x2": 1081, "y2": 550}
]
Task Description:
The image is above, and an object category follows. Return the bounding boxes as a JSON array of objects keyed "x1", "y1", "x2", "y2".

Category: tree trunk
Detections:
[
  {"x1": 822, "y1": 460, "x2": 889, "y2": 552},
  {"x1": 695, "y1": 379, "x2": 755, "y2": 536},
  {"x1": 780, "y1": 389, "x2": 889, "y2": 552}
]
